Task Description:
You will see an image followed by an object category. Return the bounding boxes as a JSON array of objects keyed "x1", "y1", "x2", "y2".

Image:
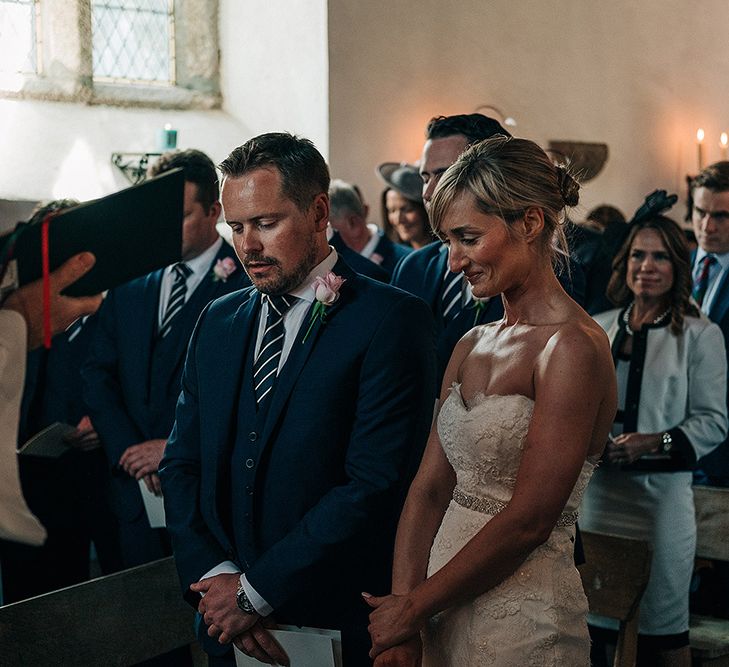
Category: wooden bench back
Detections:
[
  {"x1": 694, "y1": 485, "x2": 729, "y2": 562},
  {"x1": 0, "y1": 556, "x2": 196, "y2": 666},
  {"x1": 579, "y1": 530, "x2": 652, "y2": 667}
]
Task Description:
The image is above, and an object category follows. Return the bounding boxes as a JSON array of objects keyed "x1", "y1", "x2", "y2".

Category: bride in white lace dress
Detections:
[{"x1": 365, "y1": 136, "x2": 617, "y2": 666}]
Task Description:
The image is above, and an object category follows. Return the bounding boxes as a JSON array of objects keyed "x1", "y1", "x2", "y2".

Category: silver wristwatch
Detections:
[
  {"x1": 660, "y1": 431, "x2": 673, "y2": 455},
  {"x1": 236, "y1": 581, "x2": 255, "y2": 614}
]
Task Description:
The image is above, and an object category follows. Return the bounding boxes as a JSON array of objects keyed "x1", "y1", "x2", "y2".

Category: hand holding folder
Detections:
[{"x1": 3, "y1": 252, "x2": 102, "y2": 350}]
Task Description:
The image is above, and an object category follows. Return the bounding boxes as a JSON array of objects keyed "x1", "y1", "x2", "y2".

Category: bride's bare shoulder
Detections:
[{"x1": 540, "y1": 312, "x2": 612, "y2": 372}]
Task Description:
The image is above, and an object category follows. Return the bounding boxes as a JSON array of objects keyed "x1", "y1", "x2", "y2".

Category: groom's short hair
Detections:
[{"x1": 219, "y1": 132, "x2": 330, "y2": 212}]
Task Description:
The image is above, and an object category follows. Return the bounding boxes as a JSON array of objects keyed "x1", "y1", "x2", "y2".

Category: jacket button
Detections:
[
  {"x1": 245, "y1": 485, "x2": 253, "y2": 495},
  {"x1": 245, "y1": 458, "x2": 255, "y2": 469},
  {"x1": 248, "y1": 431, "x2": 257, "y2": 441}
]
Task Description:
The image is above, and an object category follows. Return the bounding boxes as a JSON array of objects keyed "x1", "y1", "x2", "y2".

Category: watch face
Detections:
[{"x1": 236, "y1": 588, "x2": 254, "y2": 614}]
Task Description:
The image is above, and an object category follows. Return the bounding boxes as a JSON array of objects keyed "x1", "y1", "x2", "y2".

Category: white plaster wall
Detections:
[
  {"x1": 219, "y1": 0, "x2": 329, "y2": 156},
  {"x1": 0, "y1": 0, "x2": 329, "y2": 207},
  {"x1": 0, "y1": 99, "x2": 249, "y2": 203},
  {"x1": 328, "y1": 0, "x2": 729, "y2": 223}
]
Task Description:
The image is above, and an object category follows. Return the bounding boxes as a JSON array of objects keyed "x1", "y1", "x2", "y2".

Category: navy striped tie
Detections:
[
  {"x1": 254, "y1": 294, "x2": 295, "y2": 408},
  {"x1": 441, "y1": 269, "x2": 464, "y2": 324},
  {"x1": 159, "y1": 263, "x2": 192, "y2": 338},
  {"x1": 693, "y1": 255, "x2": 717, "y2": 307}
]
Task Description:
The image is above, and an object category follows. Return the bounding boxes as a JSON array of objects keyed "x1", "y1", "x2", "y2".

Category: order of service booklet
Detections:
[
  {"x1": 138, "y1": 479, "x2": 166, "y2": 528},
  {"x1": 234, "y1": 625, "x2": 342, "y2": 667},
  {"x1": 17, "y1": 422, "x2": 75, "y2": 458}
]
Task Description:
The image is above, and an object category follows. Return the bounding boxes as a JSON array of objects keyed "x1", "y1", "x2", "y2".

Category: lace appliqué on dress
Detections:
[{"x1": 422, "y1": 385, "x2": 593, "y2": 667}]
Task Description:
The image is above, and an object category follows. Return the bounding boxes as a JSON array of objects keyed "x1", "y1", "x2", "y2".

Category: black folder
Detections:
[{"x1": 0, "y1": 168, "x2": 184, "y2": 297}]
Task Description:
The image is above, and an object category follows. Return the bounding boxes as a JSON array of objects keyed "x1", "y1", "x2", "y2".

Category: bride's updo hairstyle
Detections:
[{"x1": 429, "y1": 135, "x2": 579, "y2": 265}]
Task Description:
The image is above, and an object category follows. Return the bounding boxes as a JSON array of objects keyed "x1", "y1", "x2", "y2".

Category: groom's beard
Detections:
[{"x1": 242, "y1": 242, "x2": 318, "y2": 296}]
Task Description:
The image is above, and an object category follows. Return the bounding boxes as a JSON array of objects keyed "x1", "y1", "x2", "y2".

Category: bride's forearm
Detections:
[
  {"x1": 406, "y1": 508, "x2": 544, "y2": 621},
  {"x1": 391, "y1": 480, "x2": 453, "y2": 595}
]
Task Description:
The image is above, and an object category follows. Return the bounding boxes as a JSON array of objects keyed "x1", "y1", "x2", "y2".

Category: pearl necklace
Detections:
[{"x1": 622, "y1": 301, "x2": 671, "y2": 336}]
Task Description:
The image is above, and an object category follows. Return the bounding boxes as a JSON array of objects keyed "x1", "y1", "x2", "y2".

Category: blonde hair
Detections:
[{"x1": 429, "y1": 135, "x2": 578, "y2": 266}]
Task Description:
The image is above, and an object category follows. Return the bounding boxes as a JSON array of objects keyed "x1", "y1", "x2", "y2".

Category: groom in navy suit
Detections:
[
  {"x1": 159, "y1": 133, "x2": 436, "y2": 666},
  {"x1": 82, "y1": 149, "x2": 248, "y2": 568}
]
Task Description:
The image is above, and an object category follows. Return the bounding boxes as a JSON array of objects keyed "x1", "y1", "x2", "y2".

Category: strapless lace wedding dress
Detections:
[{"x1": 422, "y1": 385, "x2": 595, "y2": 666}]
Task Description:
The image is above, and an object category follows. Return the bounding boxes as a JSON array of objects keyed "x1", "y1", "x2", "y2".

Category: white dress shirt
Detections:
[
  {"x1": 157, "y1": 237, "x2": 223, "y2": 327},
  {"x1": 360, "y1": 223, "x2": 380, "y2": 259},
  {"x1": 200, "y1": 247, "x2": 340, "y2": 616}
]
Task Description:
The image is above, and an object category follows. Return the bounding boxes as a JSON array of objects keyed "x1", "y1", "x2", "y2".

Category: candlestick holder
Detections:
[{"x1": 111, "y1": 152, "x2": 162, "y2": 185}]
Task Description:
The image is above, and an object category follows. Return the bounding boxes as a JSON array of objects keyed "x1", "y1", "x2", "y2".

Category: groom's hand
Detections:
[
  {"x1": 191, "y1": 573, "x2": 259, "y2": 644},
  {"x1": 233, "y1": 617, "x2": 290, "y2": 666}
]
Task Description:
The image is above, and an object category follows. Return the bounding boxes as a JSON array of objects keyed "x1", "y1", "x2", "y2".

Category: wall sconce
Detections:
[
  {"x1": 473, "y1": 104, "x2": 517, "y2": 128},
  {"x1": 547, "y1": 141, "x2": 609, "y2": 182},
  {"x1": 111, "y1": 152, "x2": 162, "y2": 185}
]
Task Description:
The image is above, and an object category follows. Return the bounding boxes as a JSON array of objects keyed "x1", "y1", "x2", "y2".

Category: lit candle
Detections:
[
  {"x1": 697, "y1": 128, "x2": 705, "y2": 170},
  {"x1": 157, "y1": 123, "x2": 178, "y2": 152},
  {"x1": 721, "y1": 132, "x2": 728, "y2": 161}
]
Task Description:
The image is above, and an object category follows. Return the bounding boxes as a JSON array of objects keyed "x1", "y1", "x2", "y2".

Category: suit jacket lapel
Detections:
[
  {"x1": 257, "y1": 259, "x2": 353, "y2": 450},
  {"x1": 710, "y1": 268, "x2": 729, "y2": 324},
  {"x1": 141, "y1": 269, "x2": 164, "y2": 403},
  {"x1": 429, "y1": 246, "x2": 450, "y2": 317},
  {"x1": 211, "y1": 290, "x2": 260, "y2": 474}
]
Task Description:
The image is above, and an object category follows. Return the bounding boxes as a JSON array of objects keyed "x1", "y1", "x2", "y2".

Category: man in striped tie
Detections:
[
  {"x1": 390, "y1": 113, "x2": 512, "y2": 385},
  {"x1": 391, "y1": 113, "x2": 587, "y2": 387},
  {"x1": 690, "y1": 161, "x2": 729, "y2": 487},
  {"x1": 83, "y1": 149, "x2": 247, "y2": 572},
  {"x1": 160, "y1": 133, "x2": 436, "y2": 667}
]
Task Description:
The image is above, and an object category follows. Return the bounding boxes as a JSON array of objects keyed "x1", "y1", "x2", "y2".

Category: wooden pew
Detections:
[
  {"x1": 0, "y1": 556, "x2": 204, "y2": 666},
  {"x1": 579, "y1": 530, "x2": 652, "y2": 667},
  {"x1": 691, "y1": 485, "x2": 729, "y2": 667}
]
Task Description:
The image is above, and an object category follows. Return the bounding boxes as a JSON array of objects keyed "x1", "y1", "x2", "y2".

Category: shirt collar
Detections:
[
  {"x1": 360, "y1": 224, "x2": 380, "y2": 257},
  {"x1": 288, "y1": 247, "x2": 339, "y2": 304}
]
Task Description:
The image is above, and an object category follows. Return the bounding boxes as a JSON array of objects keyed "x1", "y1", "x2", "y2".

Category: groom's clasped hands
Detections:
[{"x1": 190, "y1": 574, "x2": 290, "y2": 666}]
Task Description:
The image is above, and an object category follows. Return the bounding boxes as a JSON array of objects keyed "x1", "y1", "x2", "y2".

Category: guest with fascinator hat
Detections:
[{"x1": 376, "y1": 162, "x2": 435, "y2": 249}]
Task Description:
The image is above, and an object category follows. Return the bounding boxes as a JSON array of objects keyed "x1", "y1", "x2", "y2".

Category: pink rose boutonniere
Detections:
[
  {"x1": 212, "y1": 257, "x2": 237, "y2": 282},
  {"x1": 302, "y1": 272, "x2": 346, "y2": 343}
]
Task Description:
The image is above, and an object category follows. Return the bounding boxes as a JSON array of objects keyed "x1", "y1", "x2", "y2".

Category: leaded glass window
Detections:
[
  {"x1": 0, "y1": 0, "x2": 39, "y2": 74},
  {"x1": 91, "y1": 0, "x2": 175, "y2": 85}
]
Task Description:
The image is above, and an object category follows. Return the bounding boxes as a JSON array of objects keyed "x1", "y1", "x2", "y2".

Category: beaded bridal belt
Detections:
[{"x1": 452, "y1": 487, "x2": 579, "y2": 527}]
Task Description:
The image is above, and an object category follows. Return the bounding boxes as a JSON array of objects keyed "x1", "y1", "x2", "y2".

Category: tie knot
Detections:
[
  {"x1": 174, "y1": 262, "x2": 192, "y2": 280},
  {"x1": 265, "y1": 293, "x2": 295, "y2": 317},
  {"x1": 703, "y1": 254, "x2": 718, "y2": 268}
]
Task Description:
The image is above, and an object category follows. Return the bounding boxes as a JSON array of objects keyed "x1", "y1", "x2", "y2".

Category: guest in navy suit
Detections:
[
  {"x1": 328, "y1": 229, "x2": 391, "y2": 282},
  {"x1": 391, "y1": 113, "x2": 585, "y2": 385},
  {"x1": 159, "y1": 133, "x2": 436, "y2": 667},
  {"x1": 82, "y1": 149, "x2": 248, "y2": 568},
  {"x1": 329, "y1": 178, "x2": 411, "y2": 276},
  {"x1": 689, "y1": 161, "x2": 729, "y2": 486}
]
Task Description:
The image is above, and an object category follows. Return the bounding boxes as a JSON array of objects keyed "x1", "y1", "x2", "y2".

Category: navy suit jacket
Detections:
[
  {"x1": 82, "y1": 241, "x2": 248, "y2": 520},
  {"x1": 159, "y1": 258, "x2": 436, "y2": 638},
  {"x1": 693, "y1": 251, "x2": 729, "y2": 480},
  {"x1": 391, "y1": 241, "x2": 586, "y2": 386},
  {"x1": 329, "y1": 231, "x2": 390, "y2": 282},
  {"x1": 371, "y1": 232, "x2": 412, "y2": 275}
]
